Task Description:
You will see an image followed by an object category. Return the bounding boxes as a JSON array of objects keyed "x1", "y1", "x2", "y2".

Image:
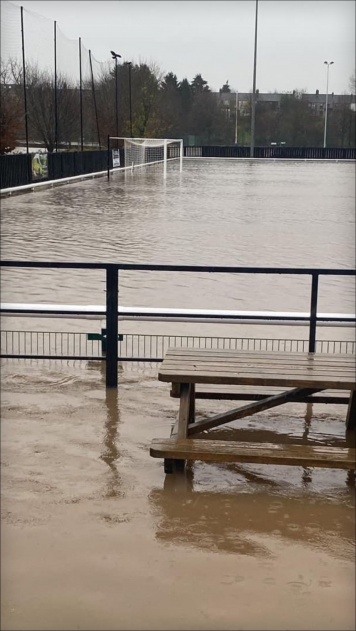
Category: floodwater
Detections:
[{"x1": 1, "y1": 159, "x2": 355, "y2": 630}]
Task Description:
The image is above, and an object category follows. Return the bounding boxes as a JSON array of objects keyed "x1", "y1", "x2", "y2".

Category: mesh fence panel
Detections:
[
  {"x1": 22, "y1": 7, "x2": 55, "y2": 75},
  {"x1": 1, "y1": 1, "x2": 22, "y2": 64},
  {"x1": 1, "y1": 1, "x2": 110, "y2": 150}
]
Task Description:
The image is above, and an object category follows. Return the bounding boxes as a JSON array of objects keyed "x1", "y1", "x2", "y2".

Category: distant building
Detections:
[{"x1": 217, "y1": 89, "x2": 356, "y2": 117}]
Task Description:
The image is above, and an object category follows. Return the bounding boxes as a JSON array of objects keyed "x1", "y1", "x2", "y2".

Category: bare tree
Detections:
[
  {"x1": 0, "y1": 60, "x2": 24, "y2": 153},
  {"x1": 24, "y1": 65, "x2": 79, "y2": 151}
]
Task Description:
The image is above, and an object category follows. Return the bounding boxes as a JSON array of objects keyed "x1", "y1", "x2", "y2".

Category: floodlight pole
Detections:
[
  {"x1": 323, "y1": 61, "x2": 334, "y2": 148},
  {"x1": 235, "y1": 90, "x2": 239, "y2": 144},
  {"x1": 250, "y1": 0, "x2": 258, "y2": 157}
]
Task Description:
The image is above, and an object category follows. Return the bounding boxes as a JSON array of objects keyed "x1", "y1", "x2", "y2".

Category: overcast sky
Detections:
[{"x1": 4, "y1": 0, "x2": 356, "y2": 94}]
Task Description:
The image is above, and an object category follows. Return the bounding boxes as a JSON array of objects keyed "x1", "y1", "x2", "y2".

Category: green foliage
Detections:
[
  {"x1": 190, "y1": 74, "x2": 210, "y2": 94},
  {"x1": 1, "y1": 57, "x2": 355, "y2": 149},
  {"x1": 220, "y1": 81, "x2": 231, "y2": 93}
]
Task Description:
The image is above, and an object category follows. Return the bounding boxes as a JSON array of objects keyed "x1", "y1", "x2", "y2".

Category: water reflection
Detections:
[
  {"x1": 149, "y1": 466, "x2": 354, "y2": 559},
  {"x1": 149, "y1": 394, "x2": 355, "y2": 559},
  {"x1": 100, "y1": 387, "x2": 122, "y2": 498}
]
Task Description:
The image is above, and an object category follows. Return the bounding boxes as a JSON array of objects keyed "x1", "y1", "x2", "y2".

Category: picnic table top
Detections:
[{"x1": 158, "y1": 348, "x2": 356, "y2": 390}]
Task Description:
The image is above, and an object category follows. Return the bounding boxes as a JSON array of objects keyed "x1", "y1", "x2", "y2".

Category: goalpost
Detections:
[{"x1": 107, "y1": 136, "x2": 183, "y2": 179}]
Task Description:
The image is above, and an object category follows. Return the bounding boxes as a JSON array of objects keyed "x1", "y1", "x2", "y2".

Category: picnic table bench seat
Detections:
[{"x1": 150, "y1": 349, "x2": 356, "y2": 474}]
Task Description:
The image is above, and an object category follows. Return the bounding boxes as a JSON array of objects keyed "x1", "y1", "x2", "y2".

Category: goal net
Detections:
[{"x1": 108, "y1": 137, "x2": 183, "y2": 179}]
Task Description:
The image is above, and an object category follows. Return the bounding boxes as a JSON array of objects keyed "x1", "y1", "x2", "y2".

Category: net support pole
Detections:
[
  {"x1": 180, "y1": 140, "x2": 183, "y2": 172},
  {"x1": 107, "y1": 135, "x2": 110, "y2": 180},
  {"x1": 20, "y1": 6, "x2": 29, "y2": 156},
  {"x1": 163, "y1": 140, "x2": 167, "y2": 179},
  {"x1": 79, "y1": 37, "x2": 84, "y2": 152},
  {"x1": 54, "y1": 20, "x2": 58, "y2": 152},
  {"x1": 89, "y1": 50, "x2": 101, "y2": 149}
]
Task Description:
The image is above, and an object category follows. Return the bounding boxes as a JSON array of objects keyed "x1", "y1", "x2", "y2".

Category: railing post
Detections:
[
  {"x1": 309, "y1": 273, "x2": 319, "y2": 353},
  {"x1": 106, "y1": 265, "x2": 118, "y2": 387},
  {"x1": 107, "y1": 135, "x2": 110, "y2": 180}
]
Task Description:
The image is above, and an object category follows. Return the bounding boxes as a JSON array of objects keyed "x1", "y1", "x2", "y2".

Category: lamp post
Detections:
[
  {"x1": 110, "y1": 50, "x2": 122, "y2": 137},
  {"x1": 323, "y1": 60, "x2": 334, "y2": 148},
  {"x1": 124, "y1": 61, "x2": 133, "y2": 137}
]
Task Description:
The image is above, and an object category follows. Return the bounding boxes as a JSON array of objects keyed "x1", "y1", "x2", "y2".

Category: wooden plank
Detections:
[
  {"x1": 159, "y1": 351, "x2": 356, "y2": 387},
  {"x1": 194, "y1": 391, "x2": 349, "y2": 404},
  {"x1": 172, "y1": 384, "x2": 349, "y2": 396},
  {"x1": 346, "y1": 391, "x2": 356, "y2": 431},
  {"x1": 164, "y1": 349, "x2": 355, "y2": 363},
  {"x1": 170, "y1": 384, "x2": 350, "y2": 404},
  {"x1": 160, "y1": 371, "x2": 355, "y2": 389},
  {"x1": 160, "y1": 365, "x2": 356, "y2": 387},
  {"x1": 161, "y1": 354, "x2": 356, "y2": 367},
  {"x1": 187, "y1": 388, "x2": 322, "y2": 435},
  {"x1": 150, "y1": 438, "x2": 356, "y2": 470},
  {"x1": 159, "y1": 351, "x2": 355, "y2": 374},
  {"x1": 171, "y1": 383, "x2": 180, "y2": 397},
  {"x1": 177, "y1": 383, "x2": 192, "y2": 439},
  {"x1": 160, "y1": 355, "x2": 355, "y2": 369},
  {"x1": 189, "y1": 383, "x2": 195, "y2": 425},
  {"x1": 160, "y1": 363, "x2": 355, "y2": 378}
]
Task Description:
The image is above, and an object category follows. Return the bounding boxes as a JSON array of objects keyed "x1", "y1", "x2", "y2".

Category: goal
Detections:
[{"x1": 107, "y1": 137, "x2": 183, "y2": 179}]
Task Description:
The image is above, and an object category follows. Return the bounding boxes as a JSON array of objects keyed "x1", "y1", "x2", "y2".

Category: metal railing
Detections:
[
  {"x1": 1, "y1": 261, "x2": 355, "y2": 387},
  {"x1": 1, "y1": 331, "x2": 355, "y2": 361}
]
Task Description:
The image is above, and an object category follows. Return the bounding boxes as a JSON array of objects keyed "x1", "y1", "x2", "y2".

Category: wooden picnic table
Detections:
[{"x1": 150, "y1": 349, "x2": 356, "y2": 473}]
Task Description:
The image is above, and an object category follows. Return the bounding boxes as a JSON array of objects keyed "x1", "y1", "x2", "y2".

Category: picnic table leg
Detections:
[
  {"x1": 165, "y1": 383, "x2": 194, "y2": 474},
  {"x1": 189, "y1": 384, "x2": 195, "y2": 424},
  {"x1": 346, "y1": 391, "x2": 356, "y2": 431}
]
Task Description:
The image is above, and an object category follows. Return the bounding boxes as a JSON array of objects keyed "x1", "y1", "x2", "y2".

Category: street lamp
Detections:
[
  {"x1": 110, "y1": 50, "x2": 122, "y2": 137},
  {"x1": 124, "y1": 61, "x2": 133, "y2": 137},
  {"x1": 323, "y1": 60, "x2": 334, "y2": 148}
]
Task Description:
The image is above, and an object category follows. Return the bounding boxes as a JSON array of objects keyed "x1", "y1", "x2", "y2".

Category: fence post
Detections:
[
  {"x1": 107, "y1": 135, "x2": 110, "y2": 180},
  {"x1": 308, "y1": 273, "x2": 319, "y2": 353},
  {"x1": 106, "y1": 265, "x2": 118, "y2": 387}
]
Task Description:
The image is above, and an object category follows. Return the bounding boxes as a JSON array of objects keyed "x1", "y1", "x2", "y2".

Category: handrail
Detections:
[
  {"x1": 1, "y1": 303, "x2": 354, "y2": 325},
  {"x1": 1, "y1": 261, "x2": 355, "y2": 387},
  {"x1": 0, "y1": 261, "x2": 355, "y2": 273}
]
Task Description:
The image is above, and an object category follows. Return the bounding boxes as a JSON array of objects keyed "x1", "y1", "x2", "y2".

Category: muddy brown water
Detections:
[{"x1": 1, "y1": 159, "x2": 355, "y2": 630}]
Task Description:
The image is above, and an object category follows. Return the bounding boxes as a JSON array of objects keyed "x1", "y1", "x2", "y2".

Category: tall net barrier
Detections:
[
  {"x1": 1, "y1": 1, "x2": 25, "y2": 144},
  {"x1": 0, "y1": 0, "x2": 109, "y2": 154},
  {"x1": 1, "y1": 1, "x2": 22, "y2": 65},
  {"x1": 1, "y1": 1, "x2": 173, "y2": 162},
  {"x1": 56, "y1": 25, "x2": 80, "y2": 149},
  {"x1": 81, "y1": 46, "x2": 110, "y2": 150}
]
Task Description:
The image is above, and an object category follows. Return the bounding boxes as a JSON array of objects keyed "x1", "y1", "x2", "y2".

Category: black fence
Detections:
[
  {"x1": 1, "y1": 260, "x2": 355, "y2": 387},
  {"x1": 201, "y1": 146, "x2": 356, "y2": 159},
  {"x1": 1, "y1": 146, "x2": 355, "y2": 190},
  {"x1": 0, "y1": 149, "x2": 124, "y2": 190}
]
